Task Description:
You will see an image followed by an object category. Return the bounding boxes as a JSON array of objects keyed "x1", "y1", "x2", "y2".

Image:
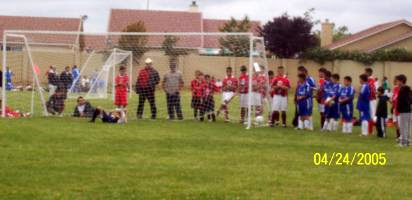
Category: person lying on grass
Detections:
[
  {"x1": 73, "y1": 96, "x2": 95, "y2": 118},
  {"x1": 90, "y1": 107, "x2": 127, "y2": 124},
  {"x1": 0, "y1": 100, "x2": 30, "y2": 118}
]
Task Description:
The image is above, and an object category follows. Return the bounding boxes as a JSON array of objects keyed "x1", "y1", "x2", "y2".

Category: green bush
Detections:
[{"x1": 300, "y1": 48, "x2": 412, "y2": 65}]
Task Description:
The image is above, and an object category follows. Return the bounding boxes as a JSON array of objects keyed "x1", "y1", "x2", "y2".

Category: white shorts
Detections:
[
  {"x1": 251, "y1": 92, "x2": 262, "y2": 106},
  {"x1": 318, "y1": 103, "x2": 325, "y2": 113},
  {"x1": 370, "y1": 100, "x2": 377, "y2": 121},
  {"x1": 271, "y1": 95, "x2": 288, "y2": 112},
  {"x1": 239, "y1": 94, "x2": 249, "y2": 108},
  {"x1": 222, "y1": 92, "x2": 235, "y2": 104}
]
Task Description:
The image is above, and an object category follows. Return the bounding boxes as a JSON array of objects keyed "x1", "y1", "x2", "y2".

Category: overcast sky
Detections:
[{"x1": 1, "y1": 0, "x2": 411, "y2": 33}]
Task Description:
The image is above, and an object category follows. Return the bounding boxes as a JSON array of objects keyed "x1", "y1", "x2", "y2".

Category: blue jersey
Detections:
[
  {"x1": 357, "y1": 84, "x2": 370, "y2": 112},
  {"x1": 332, "y1": 83, "x2": 342, "y2": 99},
  {"x1": 322, "y1": 80, "x2": 334, "y2": 99},
  {"x1": 296, "y1": 82, "x2": 311, "y2": 116},
  {"x1": 339, "y1": 85, "x2": 355, "y2": 121},
  {"x1": 306, "y1": 76, "x2": 316, "y2": 97},
  {"x1": 72, "y1": 68, "x2": 80, "y2": 80}
]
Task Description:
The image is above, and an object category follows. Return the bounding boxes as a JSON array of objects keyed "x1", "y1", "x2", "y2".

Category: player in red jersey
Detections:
[
  {"x1": 201, "y1": 74, "x2": 219, "y2": 122},
  {"x1": 114, "y1": 65, "x2": 129, "y2": 109},
  {"x1": 191, "y1": 70, "x2": 205, "y2": 120},
  {"x1": 238, "y1": 65, "x2": 249, "y2": 124},
  {"x1": 270, "y1": 66, "x2": 290, "y2": 127},
  {"x1": 365, "y1": 68, "x2": 377, "y2": 134},
  {"x1": 251, "y1": 68, "x2": 265, "y2": 123},
  {"x1": 317, "y1": 68, "x2": 327, "y2": 127},
  {"x1": 217, "y1": 67, "x2": 238, "y2": 122}
]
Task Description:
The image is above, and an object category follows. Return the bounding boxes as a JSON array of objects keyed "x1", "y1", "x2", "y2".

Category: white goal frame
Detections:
[{"x1": 1, "y1": 33, "x2": 48, "y2": 117}]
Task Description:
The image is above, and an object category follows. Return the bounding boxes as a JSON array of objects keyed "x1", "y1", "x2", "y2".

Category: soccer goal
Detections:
[{"x1": 1, "y1": 30, "x2": 269, "y2": 129}]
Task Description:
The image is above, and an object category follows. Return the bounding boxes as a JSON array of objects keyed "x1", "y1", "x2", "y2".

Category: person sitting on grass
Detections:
[
  {"x1": 46, "y1": 89, "x2": 66, "y2": 116},
  {"x1": 73, "y1": 96, "x2": 95, "y2": 118},
  {"x1": 0, "y1": 99, "x2": 30, "y2": 118},
  {"x1": 90, "y1": 107, "x2": 127, "y2": 124}
]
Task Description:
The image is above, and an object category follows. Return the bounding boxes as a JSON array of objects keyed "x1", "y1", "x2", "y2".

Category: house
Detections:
[
  {"x1": 321, "y1": 19, "x2": 412, "y2": 52},
  {"x1": 106, "y1": 1, "x2": 261, "y2": 55},
  {"x1": 0, "y1": 15, "x2": 84, "y2": 50}
]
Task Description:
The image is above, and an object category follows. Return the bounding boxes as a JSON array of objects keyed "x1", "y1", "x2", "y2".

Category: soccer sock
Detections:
[
  {"x1": 223, "y1": 105, "x2": 229, "y2": 120},
  {"x1": 348, "y1": 123, "x2": 353, "y2": 133},
  {"x1": 368, "y1": 120, "x2": 374, "y2": 135},
  {"x1": 274, "y1": 111, "x2": 280, "y2": 124},
  {"x1": 327, "y1": 119, "x2": 333, "y2": 131},
  {"x1": 304, "y1": 120, "x2": 310, "y2": 130},
  {"x1": 362, "y1": 121, "x2": 369, "y2": 136},
  {"x1": 240, "y1": 108, "x2": 246, "y2": 122},
  {"x1": 320, "y1": 113, "x2": 325, "y2": 128},
  {"x1": 281, "y1": 112, "x2": 287, "y2": 126},
  {"x1": 331, "y1": 119, "x2": 338, "y2": 131},
  {"x1": 298, "y1": 119, "x2": 304, "y2": 129},
  {"x1": 194, "y1": 109, "x2": 198, "y2": 119},
  {"x1": 322, "y1": 120, "x2": 329, "y2": 130},
  {"x1": 211, "y1": 113, "x2": 216, "y2": 122},
  {"x1": 396, "y1": 128, "x2": 400, "y2": 138}
]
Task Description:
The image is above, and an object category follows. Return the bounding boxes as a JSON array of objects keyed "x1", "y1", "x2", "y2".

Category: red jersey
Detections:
[
  {"x1": 317, "y1": 78, "x2": 325, "y2": 102},
  {"x1": 203, "y1": 82, "x2": 218, "y2": 97},
  {"x1": 115, "y1": 75, "x2": 129, "y2": 92},
  {"x1": 238, "y1": 73, "x2": 249, "y2": 94},
  {"x1": 271, "y1": 75, "x2": 290, "y2": 96},
  {"x1": 137, "y1": 68, "x2": 150, "y2": 87},
  {"x1": 5, "y1": 106, "x2": 20, "y2": 118},
  {"x1": 222, "y1": 76, "x2": 238, "y2": 92},
  {"x1": 393, "y1": 86, "x2": 400, "y2": 116},
  {"x1": 191, "y1": 79, "x2": 204, "y2": 97},
  {"x1": 368, "y1": 76, "x2": 377, "y2": 100},
  {"x1": 257, "y1": 75, "x2": 267, "y2": 95}
]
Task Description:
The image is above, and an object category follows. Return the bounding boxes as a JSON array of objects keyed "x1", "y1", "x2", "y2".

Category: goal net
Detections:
[{"x1": 1, "y1": 31, "x2": 269, "y2": 129}]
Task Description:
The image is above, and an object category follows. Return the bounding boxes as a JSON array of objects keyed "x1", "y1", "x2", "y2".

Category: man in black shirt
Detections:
[{"x1": 395, "y1": 75, "x2": 411, "y2": 147}]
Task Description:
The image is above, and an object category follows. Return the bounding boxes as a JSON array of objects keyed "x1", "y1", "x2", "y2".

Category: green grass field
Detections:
[{"x1": 1, "y1": 91, "x2": 412, "y2": 199}]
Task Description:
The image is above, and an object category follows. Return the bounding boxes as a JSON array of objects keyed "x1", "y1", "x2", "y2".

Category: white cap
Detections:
[{"x1": 145, "y1": 58, "x2": 153, "y2": 64}]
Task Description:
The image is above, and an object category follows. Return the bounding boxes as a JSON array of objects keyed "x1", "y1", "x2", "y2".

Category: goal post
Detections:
[{"x1": 1, "y1": 33, "x2": 48, "y2": 117}]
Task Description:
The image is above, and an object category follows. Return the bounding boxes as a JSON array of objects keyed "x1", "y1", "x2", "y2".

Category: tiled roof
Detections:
[
  {"x1": 108, "y1": 9, "x2": 261, "y2": 49},
  {"x1": 326, "y1": 20, "x2": 412, "y2": 50},
  {"x1": 0, "y1": 15, "x2": 81, "y2": 45},
  {"x1": 366, "y1": 30, "x2": 412, "y2": 52}
]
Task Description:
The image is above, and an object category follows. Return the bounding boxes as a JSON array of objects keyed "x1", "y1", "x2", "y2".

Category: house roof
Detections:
[
  {"x1": 365, "y1": 31, "x2": 412, "y2": 52},
  {"x1": 0, "y1": 15, "x2": 81, "y2": 45},
  {"x1": 326, "y1": 20, "x2": 412, "y2": 50},
  {"x1": 107, "y1": 8, "x2": 260, "y2": 49}
]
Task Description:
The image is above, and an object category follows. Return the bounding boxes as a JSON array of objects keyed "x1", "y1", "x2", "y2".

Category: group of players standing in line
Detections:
[{"x1": 94, "y1": 58, "x2": 411, "y2": 146}]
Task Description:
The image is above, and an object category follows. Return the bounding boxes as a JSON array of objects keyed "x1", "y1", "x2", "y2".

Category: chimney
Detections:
[
  {"x1": 188, "y1": 1, "x2": 200, "y2": 13},
  {"x1": 320, "y1": 19, "x2": 334, "y2": 47}
]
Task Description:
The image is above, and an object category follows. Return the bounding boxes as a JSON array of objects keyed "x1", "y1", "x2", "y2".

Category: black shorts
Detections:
[
  {"x1": 202, "y1": 96, "x2": 215, "y2": 113},
  {"x1": 191, "y1": 96, "x2": 202, "y2": 109}
]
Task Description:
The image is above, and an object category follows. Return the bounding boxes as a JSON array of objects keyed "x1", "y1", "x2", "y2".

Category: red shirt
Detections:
[
  {"x1": 271, "y1": 75, "x2": 290, "y2": 96},
  {"x1": 257, "y1": 75, "x2": 267, "y2": 95},
  {"x1": 238, "y1": 73, "x2": 249, "y2": 94},
  {"x1": 115, "y1": 75, "x2": 129, "y2": 92},
  {"x1": 203, "y1": 82, "x2": 218, "y2": 97},
  {"x1": 137, "y1": 68, "x2": 150, "y2": 87},
  {"x1": 393, "y1": 86, "x2": 400, "y2": 116},
  {"x1": 368, "y1": 76, "x2": 377, "y2": 100},
  {"x1": 191, "y1": 79, "x2": 204, "y2": 97},
  {"x1": 317, "y1": 78, "x2": 325, "y2": 102},
  {"x1": 5, "y1": 106, "x2": 20, "y2": 118},
  {"x1": 222, "y1": 76, "x2": 238, "y2": 92}
]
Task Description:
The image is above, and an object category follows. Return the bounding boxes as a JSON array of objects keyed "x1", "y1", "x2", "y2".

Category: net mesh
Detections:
[{"x1": 1, "y1": 31, "x2": 268, "y2": 128}]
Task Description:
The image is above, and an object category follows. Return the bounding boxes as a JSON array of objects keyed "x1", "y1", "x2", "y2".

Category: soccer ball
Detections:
[{"x1": 255, "y1": 116, "x2": 265, "y2": 124}]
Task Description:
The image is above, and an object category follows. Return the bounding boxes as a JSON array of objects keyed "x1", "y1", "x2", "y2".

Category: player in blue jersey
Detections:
[
  {"x1": 358, "y1": 74, "x2": 371, "y2": 136},
  {"x1": 298, "y1": 66, "x2": 316, "y2": 130},
  {"x1": 296, "y1": 74, "x2": 312, "y2": 130},
  {"x1": 324, "y1": 74, "x2": 341, "y2": 131},
  {"x1": 339, "y1": 76, "x2": 355, "y2": 134},
  {"x1": 321, "y1": 71, "x2": 334, "y2": 131}
]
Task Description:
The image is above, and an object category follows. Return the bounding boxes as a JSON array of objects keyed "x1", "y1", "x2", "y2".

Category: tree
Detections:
[
  {"x1": 259, "y1": 13, "x2": 318, "y2": 58},
  {"x1": 219, "y1": 16, "x2": 253, "y2": 57},
  {"x1": 162, "y1": 35, "x2": 188, "y2": 64},
  {"x1": 333, "y1": 25, "x2": 351, "y2": 41},
  {"x1": 117, "y1": 21, "x2": 148, "y2": 64}
]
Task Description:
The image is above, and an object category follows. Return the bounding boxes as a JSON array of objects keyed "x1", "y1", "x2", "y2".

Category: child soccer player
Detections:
[
  {"x1": 321, "y1": 71, "x2": 333, "y2": 131},
  {"x1": 251, "y1": 69, "x2": 264, "y2": 125},
  {"x1": 296, "y1": 74, "x2": 311, "y2": 130},
  {"x1": 271, "y1": 66, "x2": 290, "y2": 127},
  {"x1": 201, "y1": 75, "x2": 218, "y2": 122},
  {"x1": 392, "y1": 78, "x2": 401, "y2": 140},
  {"x1": 0, "y1": 100, "x2": 30, "y2": 118},
  {"x1": 365, "y1": 68, "x2": 377, "y2": 134},
  {"x1": 339, "y1": 76, "x2": 355, "y2": 133},
  {"x1": 376, "y1": 87, "x2": 389, "y2": 138},
  {"x1": 324, "y1": 74, "x2": 341, "y2": 131},
  {"x1": 395, "y1": 74, "x2": 411, "y2": 147},
  {"x1": 90, "y1": 107, "x2": 128, "y2": 124},
  {"x1": 114, "y1": 66, "x2": 129, "y2": 109},
  {"x1": 298, "y1": 66, "x2": 316, "y2": 130},
  {"x1": 217, "y1": 67, "x2": 238, "y2": 122},
  {"x1": 238, "y1": 65, "x2": 249, "y2": 124},
  {"x1": 358, "y1": 74, "x2": 371, "y2": 136},
  {"x1": 317, "y1": 68, "x2": 327, "y2": 127},
  {"x1": 191, "y1": 70, "x2": 204, "y2": 120}
]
